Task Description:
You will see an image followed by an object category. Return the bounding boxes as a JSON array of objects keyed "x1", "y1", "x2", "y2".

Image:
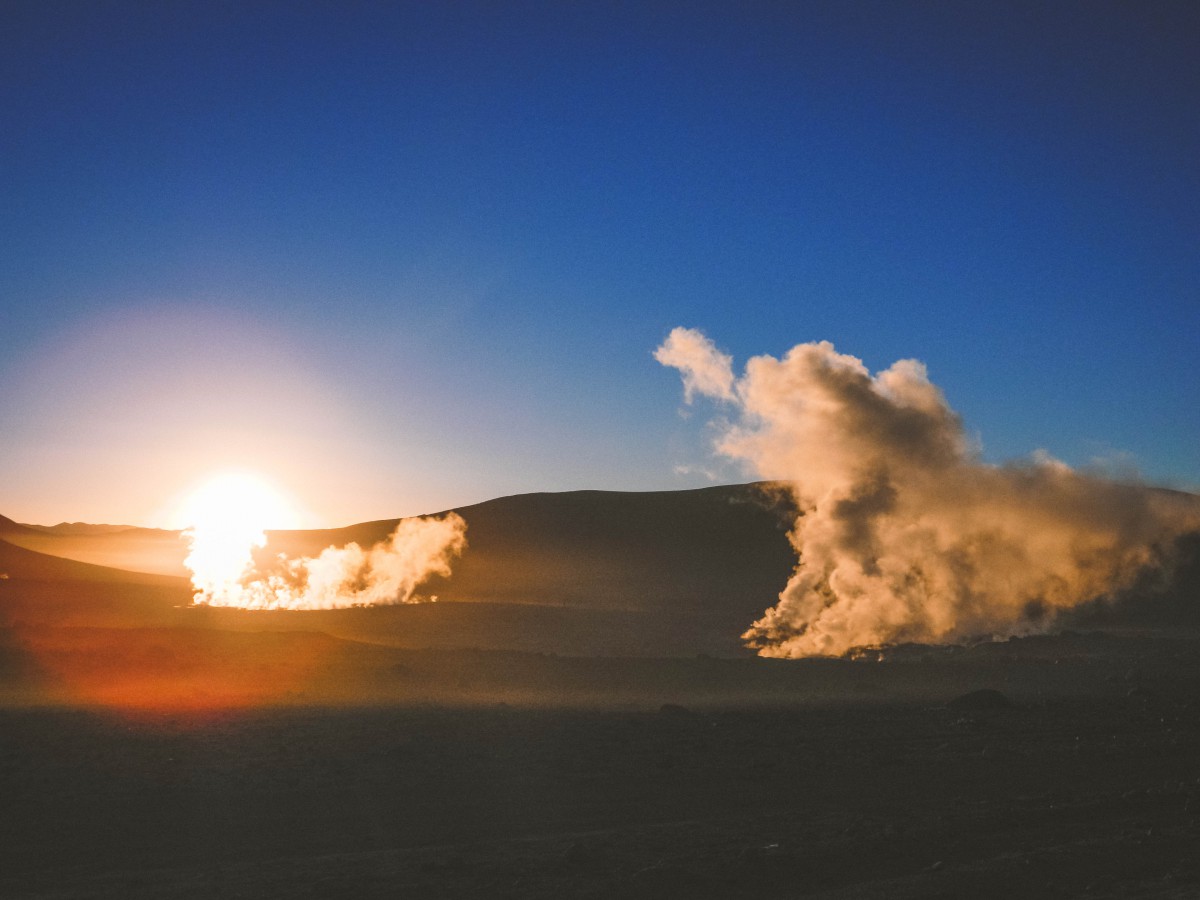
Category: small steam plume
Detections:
[
  {"x1": 657, "y1": 327, "x2": 1200, "y2": 657},
  {"x1": 187, "y1": 513, "x2": 467, "y2": 610}
]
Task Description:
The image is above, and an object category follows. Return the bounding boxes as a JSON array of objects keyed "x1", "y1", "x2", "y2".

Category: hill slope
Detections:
[
  {"x1": 6, "y1": 482, "x2": 1199, "y2": 655},
  {"x1": 266, "y1": 482, "x2": 796, "y2": 614},
  {"x1": 0, "y1": 537, "x2": 185, "y2": 587},
  {"x1": 2, "y1": 484, "x2": 796, "y2": 655},
  {"x1": 1, "y1": 524, "x2": 189, "y2": 577}
]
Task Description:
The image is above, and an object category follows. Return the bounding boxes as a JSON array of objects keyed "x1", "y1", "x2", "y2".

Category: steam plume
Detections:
[
  {"x1": 653, "y1": 326, "x2": 735, "y2": 403},
  {"x1": 188, "y1": 513, "x2": 467, "y2": 610},
  {"x1": 657, "y1": 327, "x2": 1200, "y2": 657}
]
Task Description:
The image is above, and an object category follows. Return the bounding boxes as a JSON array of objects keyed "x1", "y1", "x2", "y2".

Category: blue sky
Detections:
[{"x1": 2, "y1": 1, "x2": 1197, "y2": 527}]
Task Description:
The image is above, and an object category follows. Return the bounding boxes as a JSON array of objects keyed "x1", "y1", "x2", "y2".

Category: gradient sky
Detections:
[{"x1": 2, "y1": 1, "x2": 1197, "y2": 528}]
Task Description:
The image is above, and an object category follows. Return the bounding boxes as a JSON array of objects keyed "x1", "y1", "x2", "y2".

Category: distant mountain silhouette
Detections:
[{"x1": 22, "y1": 522, "x2": 147, "y2": 535}]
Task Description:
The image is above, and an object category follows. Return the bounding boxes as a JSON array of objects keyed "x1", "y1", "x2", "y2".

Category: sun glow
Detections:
[
  {"x1": 178, "y1": 472, "x2": 301, "y2": 606},
  {"x1": 177, "y1": 470, "x2": 468, "y2": 611}
]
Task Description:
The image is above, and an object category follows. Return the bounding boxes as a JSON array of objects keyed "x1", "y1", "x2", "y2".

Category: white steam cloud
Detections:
[
  {"x1": 653, "y1": 326, "x2": 735, "y2": 403},
  {"x1": 188, "y1": 513, "x2": 467, "y2": 610},
  {"x1": 658, "y1": 327, "x2": 1200, "y2": 657}
]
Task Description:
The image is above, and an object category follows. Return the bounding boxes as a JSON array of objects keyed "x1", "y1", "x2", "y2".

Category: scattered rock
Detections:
[{"x1": 948, "y1": 688, "x2": 1014, "y2": 710}]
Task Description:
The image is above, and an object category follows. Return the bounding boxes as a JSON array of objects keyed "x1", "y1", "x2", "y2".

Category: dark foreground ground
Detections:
[{"x1": 3, "y1": 646, "x2": 1200, "y2": 899}]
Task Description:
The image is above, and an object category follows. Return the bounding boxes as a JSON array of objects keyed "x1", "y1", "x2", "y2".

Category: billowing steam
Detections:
[
  {"x1": 657, "y1": 327, "x2": 1200, "y2": 657},
  {"x1": 186, "y1": 513, "x2": 467, "y2": 610}
]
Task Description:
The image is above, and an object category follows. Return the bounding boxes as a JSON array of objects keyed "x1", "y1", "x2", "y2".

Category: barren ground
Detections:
[{"x1": 3, "y1": 653, "x2": 1200, "y2": 899}]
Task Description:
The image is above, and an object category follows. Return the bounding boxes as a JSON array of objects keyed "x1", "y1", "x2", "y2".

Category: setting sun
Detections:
[
  {"x1": 176, "y1": 471, "x2": 301, "y2": 607},
  {"x1": 174, "y1": 470, "x2": 467, "y2": 610},
  {"x1": 176, "y1": 471, "x2": 301, "y2": 534}
]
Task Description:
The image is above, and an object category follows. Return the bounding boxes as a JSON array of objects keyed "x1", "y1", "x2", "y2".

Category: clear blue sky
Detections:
[{"x1": 2, "y1": 1, "x2": 1197, "y2": 527}]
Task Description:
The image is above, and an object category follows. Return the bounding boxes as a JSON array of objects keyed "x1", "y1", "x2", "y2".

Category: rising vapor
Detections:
[
  {"x1": 658, "y1": 327, "x2": 1200, "y2": 657},
  {"x1": 187, "y1": 513, "x2": 467, "y2": 610}
]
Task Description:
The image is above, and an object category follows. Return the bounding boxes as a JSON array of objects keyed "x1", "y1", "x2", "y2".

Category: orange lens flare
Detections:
[{"x1": 12, "y1": 625, "x2": 335, "y2": 717}]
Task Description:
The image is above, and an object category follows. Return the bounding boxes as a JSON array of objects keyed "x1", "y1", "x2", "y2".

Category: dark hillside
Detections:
[{"x1": 267, "y1": 482, "x2": 797, "y2": 619}]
